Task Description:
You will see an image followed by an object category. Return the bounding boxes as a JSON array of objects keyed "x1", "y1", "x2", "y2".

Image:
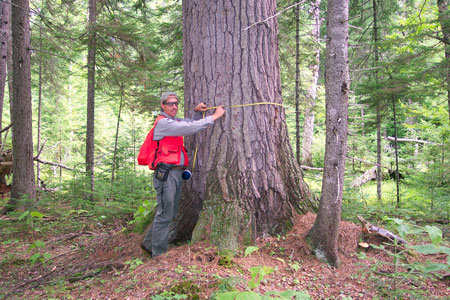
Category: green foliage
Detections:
[
  {"x1": 248, "y1": 266, "x2": 274, "y2": 290},
  {"x1": 357, "y1": 217, "x2": 450, "y2": 298},
  {"x1": 218, "y1": 250, "x2": 236, "y2": 267},
  {"x1": 18, "y1": 210, "x2": 52, "y2": 265},
  {"x1": 124, "y1": 258, "x2": 144, "y2": 271},
  {"x1": 151, "y1": 291, "x2": 187, "y2": 300},
  {"x1": 211, "y1": 264, "x2": 311, "y2": 300},
  {"x1": 244, "y1": 246, "x2": 259, "y2": 257},
  {"x1": 28, "y1": 240, "x2": 52, "y2": 266}
]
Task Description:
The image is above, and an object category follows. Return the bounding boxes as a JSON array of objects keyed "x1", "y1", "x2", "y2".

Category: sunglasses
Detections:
[{"x1": 164, "y1": 101, "x2": 179, "y2": 107}]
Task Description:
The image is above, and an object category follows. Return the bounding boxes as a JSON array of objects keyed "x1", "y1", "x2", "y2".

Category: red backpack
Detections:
[{"x1": 137, "y1": 116, "x2": 165, "y2": 169}]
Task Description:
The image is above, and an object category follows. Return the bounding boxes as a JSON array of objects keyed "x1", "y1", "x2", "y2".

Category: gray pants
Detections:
[{"x1": 142, "y1": 169, "x2": 182, "y2": 257}]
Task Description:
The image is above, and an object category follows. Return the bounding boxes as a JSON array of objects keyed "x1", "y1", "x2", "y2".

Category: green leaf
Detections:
[
  {"x1": 423, "y1": 263, "x2": 449, "y2": 273},
  {"x1": 30, "y1": 211, "x2": 44, "y2": 218},
  {"x1": 244, "y1": 246, "x2": 259, "y2": 257},
  {"x1": 214, "y1": 291, "x2": 240, "y2": 300},
  {"x1": 34, "y1": 240, "x2": 46, "y2": 248},
  {"x1": 424, "y1": 226, "x2": 442, "y2": 246},
  {"x1": 18, "y1": 211, "x2": 30, "y2": 221},
  {"x1": 43, "y1": 253, "x2": 52, "y2": 260},
  {"x1": 236, "y1": 291, "x2": 261, "y2": 300},
  {"x1": 439, "y1": 246, "x2": 450, "y2": 255},
  {"x1": 262, "y1": 266, "x2": 274, "y2": 275},
  {"x1": 409, "y1": 244, "x2": 440, "y2": 254},
  {"x1": 266, "y1": 290, "x2": 312, "y2": 300},
  {"x1": 29, "y1": 253, "x2": 41, "y2": 264}
]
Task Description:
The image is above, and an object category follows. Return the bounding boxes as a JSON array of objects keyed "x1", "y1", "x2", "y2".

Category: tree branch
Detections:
[
  {"x1": 243, "y1": 0, "x2": 307, "y2": 31},
  {"x1": 347, "y1": 155, "x2": 391, "y2": 170},
  {"x1": 34, "y1": 158, "x2": 73, "y2": 171},
  {"x1": 386, "y1": 136, "x2": 444, "y2": 145},
  {"x1": 0, "y1": 123, "x2": 12, "y2": 134}
]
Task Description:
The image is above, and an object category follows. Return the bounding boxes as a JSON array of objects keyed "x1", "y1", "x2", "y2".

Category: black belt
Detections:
[{"x1": 172, "y1": 166, "x2": 187, "y2": 170}]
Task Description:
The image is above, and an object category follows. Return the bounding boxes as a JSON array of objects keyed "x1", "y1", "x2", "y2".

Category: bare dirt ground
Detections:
[{"x1": 1, "y1": 212, "x2": 449, "y2": 299}]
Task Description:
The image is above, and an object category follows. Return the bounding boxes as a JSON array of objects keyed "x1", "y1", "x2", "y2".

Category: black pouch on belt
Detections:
[{"x1": 154, "y1": 163, "x2": 172, "y2": 181}]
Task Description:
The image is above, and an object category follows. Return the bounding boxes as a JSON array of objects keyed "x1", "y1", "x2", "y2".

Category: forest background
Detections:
[{"x1": 0, "y1": 0, "x2": 449, "y2": 299}]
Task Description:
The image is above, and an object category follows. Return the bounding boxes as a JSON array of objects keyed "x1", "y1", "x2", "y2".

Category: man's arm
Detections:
[
  {"x1": 153, "y1": 116, "x2": 214, "y2": 140},
  {"x1": 154, "y1": 105, "x2": 225, "y2": 140}
]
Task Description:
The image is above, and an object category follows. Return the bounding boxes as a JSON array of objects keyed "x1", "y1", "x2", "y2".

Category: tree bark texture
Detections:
[
  {"x1": 391, "y1": 95, "x2": 400, "y2": 208},
  {"x1": 111, "y1": 83, "x2": 123, "y2": 184},
  {"x1": 373, "y1": 0, "x2": 383, "y2": 202},
  {"x1": 302, "y1": 0, "x2": 322, "y2": 166},
  {"x1": 174, "y1": 0, "x2": 318, "y2": 250},
  {"x1": 86, "y1": 0, "x2": 96, "y2": 200},
  {"x1": 36, "y1": 24, "x2": 42, "y2": 188},
  {"x1": 10, "y1": 0, "x2": 36, "y2": 203},
  {"x1": 437, "y1": 0, "x2": 450, "y2": 124},
  {"x1": 0, "y1": 0, "x2": 9, "y2": 139},
  {"x1": 295, "y1": 3, "x2": 301, "y2": 164},
  {"x1": 308, "y1": 0, "x2": 349, "y2": 267}
]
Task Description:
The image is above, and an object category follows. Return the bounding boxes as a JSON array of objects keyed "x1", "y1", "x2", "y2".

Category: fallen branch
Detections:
[
  {"x1": 347, "y1": 155, "x2": 391, "y2": 170},
  {"x1": 34, "y1": 158, "x2": 73, "y2": 171},
  {"x1": 6, "y1": 266, "x2": 57, "y2": 296},
  {"x1": 300, "y1": 165, "x2": 323, "y2": 171},
  {"x1": 357, "y1": 215, "x2": 408, "y2": 244},
  {"x1": 350, "y1": 166, "x2": 377, "y2": 188},
  {"x1": 386, "y1": 136, "x2": 444, "y2": 146},
  {"x1": 66, "y1": 261, "x2": 125, "y2": 283}
]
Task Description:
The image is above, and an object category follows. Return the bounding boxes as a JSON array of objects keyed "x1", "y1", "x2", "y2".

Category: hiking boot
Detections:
[{"x1": 140, "y1": 243, "x2": 152, "y2": 257}]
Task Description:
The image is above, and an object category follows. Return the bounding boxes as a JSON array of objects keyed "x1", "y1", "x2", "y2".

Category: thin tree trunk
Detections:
[
  {"x1": 308, "y1": 0, "x2": 349, "y2": 267},
  {"x1": 391, "y1": 94, "x2": 400, "y2": 208},
  {"x1": 10, "y1": 0, "x2": 35, "y2": 207},
  {"x1": 36, "y1": 24, "x2": 42, "y2": 188},
  {"x1": 301, "y1": 0, "x2": 322, "y2": 166},
  {"x1": 0, "y1": 2, "x2": 9, "y2": 187},
  {"x1": 111, "y1": 83, "x2": 123, "y2": 184},
  {"x1": 6, "y1": 1, "x2": 12, "y2": 108},
  {"x1": 295, "y1": 2, "x2": 301, "y2": 164},
  {"x1": 172, "y1": 0, "x2": 318, "y2": 249},
  {"x1": 437, "y1": 0, "x2": 450, "y2": 124},
  {"x1": 86, "y1": 0, "x2": 97, "y2": 201},
  {"x1": 373, "y1": 0, "x2": 382, "y2": 203},
  {"x1": 0, "y1": 0, "x2": 9, "y2": 143}
]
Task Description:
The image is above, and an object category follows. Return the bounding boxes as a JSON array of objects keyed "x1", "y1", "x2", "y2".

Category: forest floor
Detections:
[{"x1": 1, "y1": 211, "x2": 449, "y2": 300}]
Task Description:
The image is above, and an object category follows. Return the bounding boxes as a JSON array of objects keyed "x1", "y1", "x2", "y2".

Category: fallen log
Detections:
[
  {"x1": 350, "y1": 166, "x2": 377, "y2": 188},
  {"x1": 300, "y1": 165, "x2": 323, "y2": 171},
  {"x1": 386, "y1": 136, "x2": 444, "y2": 146},
  {"x1": 357, "y1": 215, "x2": 408, "y2": 244}
]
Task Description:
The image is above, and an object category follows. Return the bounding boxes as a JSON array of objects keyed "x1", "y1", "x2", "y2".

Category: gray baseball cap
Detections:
[{"x1": 160, "y1": 92, "x2": 178, "y2": 103}]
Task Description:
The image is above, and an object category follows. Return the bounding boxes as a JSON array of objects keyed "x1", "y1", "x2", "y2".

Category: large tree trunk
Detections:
[
  {"x1": 438, "y1": 0, "x2": 450, "y2": 124},
  {"x1": 10, "y1": 0, "x2": 35, "y2": 205},
  {"x1": 171, "y1": 0, "x2": 318, "y2": 250},
  {"x1": 308, "y1": 0, "x2": 349, "y2": 267},
  {"x1": 301, "y1": 0, "x2": 322, "y2": 166},
  {"x1": 86, "y1": 0, "x2": 96, "y2": 200}
]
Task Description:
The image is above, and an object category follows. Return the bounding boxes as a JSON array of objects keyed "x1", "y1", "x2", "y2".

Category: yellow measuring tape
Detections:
[{"x1": 191, "y1": 101, "x2": 284, "y2": 169}]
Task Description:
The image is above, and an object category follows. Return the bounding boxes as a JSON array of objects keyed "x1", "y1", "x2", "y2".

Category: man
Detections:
[{"x1": 140, "y1": 91, "x2": 225, "y2": 257}]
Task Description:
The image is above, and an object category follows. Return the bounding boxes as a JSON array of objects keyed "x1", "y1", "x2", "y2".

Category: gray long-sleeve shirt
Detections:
[{"x1": 153, "y1": 111, "x2": 214, "y2": 165}]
